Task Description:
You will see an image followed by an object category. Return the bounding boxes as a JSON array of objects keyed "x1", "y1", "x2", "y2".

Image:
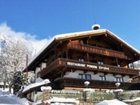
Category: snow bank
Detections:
[
  {"x1": 96, "y1": 99, "x2": 128, "y2": 105},
  {"x1": 44, "y1": 97, "x2": 79, "y2": 105},
  {"x1": 123, "y1": 97, "x2": 140, "y2": 103},
  {"x1": 113, "y1": 89, "x2": 123, "y2": 92},
  {"x1": 83, "y1": 88, "x2": 95, "y2": 92},
  {"x1": 0, "y1": 91, "x2": 29, "y2": 105}
]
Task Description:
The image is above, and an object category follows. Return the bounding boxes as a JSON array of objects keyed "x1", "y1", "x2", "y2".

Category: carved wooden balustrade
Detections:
[
  {"x1": 40, "y1": 58, "x2": 139, "y2": 77},
  {"x1": 67, "y1": 43, "x2": 128, "y2": 60}
]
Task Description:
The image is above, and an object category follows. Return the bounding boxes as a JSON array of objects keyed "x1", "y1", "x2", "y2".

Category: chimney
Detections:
[{"x1": 92, "y1": 24, "x2": 100, "y2": 30}]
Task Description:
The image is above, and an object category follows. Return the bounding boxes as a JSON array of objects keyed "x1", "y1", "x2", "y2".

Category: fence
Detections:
[
  {"x1": 36, "y1": 90, "x2": 140, "y2": 104},
  {"x1": 38, "y1": 90, "x2": 113, "y2": 103}
]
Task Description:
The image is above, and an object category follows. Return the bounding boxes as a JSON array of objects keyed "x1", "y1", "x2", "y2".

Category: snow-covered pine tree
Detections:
[{"x1": 13, "y1": 71, "x2": 28, "y2": 94}]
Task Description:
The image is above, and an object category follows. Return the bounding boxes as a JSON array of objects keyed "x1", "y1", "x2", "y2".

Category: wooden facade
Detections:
[{"x1": 25, "y1": 29, "x2": 140, "y2": 90}]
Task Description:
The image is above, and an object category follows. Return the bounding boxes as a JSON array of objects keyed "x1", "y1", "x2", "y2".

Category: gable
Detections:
[
  {"x1": 55, "y1": 29, "x2": 140, "y2": 61},
  {"x1": 26, "y1": 29, "x2": 140, "y2": 71}
]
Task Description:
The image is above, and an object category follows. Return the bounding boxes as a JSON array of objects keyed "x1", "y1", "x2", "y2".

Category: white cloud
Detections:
[{"x1": 0, "y1": 23, "x2": 51, "y2": 57}]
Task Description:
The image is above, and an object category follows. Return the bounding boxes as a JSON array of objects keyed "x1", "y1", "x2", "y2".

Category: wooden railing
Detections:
[
  {"x1": 67, "y1": 43, "x2": 128, "y2": 60},
  {"x1": 56, "y1": 77, "x2": 133, "y2": 89},
  {"x1": 40, "y1": 58, "x2": 139, "y2": 77}
]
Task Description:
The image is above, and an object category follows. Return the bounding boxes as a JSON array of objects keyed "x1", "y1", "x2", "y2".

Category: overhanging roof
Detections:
[{"x1": 26, "y1": 29, "x2": 140, "y2": 71}]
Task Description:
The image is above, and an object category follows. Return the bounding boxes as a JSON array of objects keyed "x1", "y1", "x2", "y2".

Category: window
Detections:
[
  {"x1": 79, "y1": 59, "x2": 84, "y2": 62},
  {"x1": 100, "y1": 75, "x2": 106, "y2": 81},
  {"x1": 116, "y1": 77, "x2": 123, "y2": 82},
  {"x1": 79, "y1": 74, "x2": 91, "y2": 80},
  {"x1": 98, "y1": 61, "x2": 104, "y2": 65},
  {"x1": 79, "y1": 74, "x2": 84, "y2": 79},
  {"x1": 85, "y1": 74, "x2": 91, "y2": 80}
]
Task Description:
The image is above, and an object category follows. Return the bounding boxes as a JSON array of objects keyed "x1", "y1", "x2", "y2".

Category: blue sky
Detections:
[{"x1": 0, "y1": 0, "x2": 140, "y2": 51}]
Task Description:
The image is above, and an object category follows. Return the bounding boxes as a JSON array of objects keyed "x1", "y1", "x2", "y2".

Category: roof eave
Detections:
[
  {"x1": 106, "y1": 30, "x2": 140, "y2": 55},
  {"x1": 25, "y1": 29, "x2": 140, "y2": 71}
]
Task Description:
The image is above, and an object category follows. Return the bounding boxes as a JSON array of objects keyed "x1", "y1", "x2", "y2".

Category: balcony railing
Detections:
[
  {"x1": 55, "y1": 77, "x2": 133, "y2": 89},
  {"x1": 67, "y1": 43, "x2": 128, "y2": 60},
  {"x1": 40, "y1": 58, "x2": 139, "y2": 77}
]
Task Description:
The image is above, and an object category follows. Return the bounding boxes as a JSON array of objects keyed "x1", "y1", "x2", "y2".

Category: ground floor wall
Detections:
[
  {"x1": 63, "y1": 70, "x2": 130, "y2": 83},
  {"x1": 53, "y1": 77, "x2": 133, "y2": 90}
]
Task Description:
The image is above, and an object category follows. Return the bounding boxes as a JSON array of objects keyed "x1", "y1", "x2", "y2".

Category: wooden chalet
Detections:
[{"x1": 25, "y1": 26, "x2": 140, "y2": 90}]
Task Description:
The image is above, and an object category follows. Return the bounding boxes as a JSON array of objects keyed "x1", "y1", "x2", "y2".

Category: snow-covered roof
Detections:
[
  {"x1": 22, "y1": 79, "x2": 50, "y2": 93},
  {"x1": 27, "y1": 29, "x2": 140, "y2": 70},
  {"x1": 28, "y1": 29, "x2": 106, "y2": 67},
  {"x1": 54, "y1": 29, "x2": 106, "y2": 40},
  {"x1": 54, "y1": 29, "x2": 140, "y2": 54},
  {"x1": 107, "y1": 30, "x2": 140, "y2": 54}
]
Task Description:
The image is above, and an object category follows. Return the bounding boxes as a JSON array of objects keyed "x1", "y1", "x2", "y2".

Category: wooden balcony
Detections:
[
  {"x1": 54, "y1": 77, "x2": 133, "y2": 90},
  {"x1": 67, "y1": 43, "x2": 128, "y2": 60},
  {"x1": 40, "y1": 58, "x2": 139, "y2": 78}
]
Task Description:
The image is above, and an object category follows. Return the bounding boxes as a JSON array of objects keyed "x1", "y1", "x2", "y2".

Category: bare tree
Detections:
[{"x1": 0, "y1": 35, "x2": 32, "y2": 92}]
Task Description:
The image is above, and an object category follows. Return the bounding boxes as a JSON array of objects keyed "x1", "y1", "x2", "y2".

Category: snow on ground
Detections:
[
  {"x1": 0, "y1": 91, "x2": 29, "y2": 105},
  {"x1": 32, "y1": 97, "x2": 79, "y2": 105},
  {"x1": 96, "y1": 99, "x2": 128, "y2": 105},
  {"x1": 43, "y1": 97, "x2": 79, "y2": 105},
  {"x1": 0, "y1": 88, "x2": 10, "y2": 93},
  {"x1": 123, "y1": 97, "x2": 140, "y2": 103}
]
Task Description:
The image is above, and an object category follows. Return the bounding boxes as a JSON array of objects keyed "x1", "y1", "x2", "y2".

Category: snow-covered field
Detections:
[{"x1": 0, "y1": 91, "x2": 29, "y2": 105}]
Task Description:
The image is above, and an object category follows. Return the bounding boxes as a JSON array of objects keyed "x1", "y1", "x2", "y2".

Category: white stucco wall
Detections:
[
  {"x1": 35, "y1": 67, "x2": 41, "y2": 79},
  {"x1": 92, "y1": 73, "x2": 104, "y2": 80},
  {"x1": 63, "y1": 70, "x2": 130, "y2": 83},
  {"x1": 41, "y1": 63, "x2": 46, "y2": 69},
  {"x1": 75, "y1": 70, "x2": 84, "y2": 74},
  {"x1": 123, "y1": 75, "x2": 130, "y2": 82},
  {"x1": 115, "y1": 74, "x2": 122, "y2": 77},
  {"x1": 92, "y1": 74, "x2": 100, "y2": 80},
  {"x1": 106, "y1": 74, "x2": 115, "y2": 81},
  {"x1": 64, "y1": 71, "x2": 79, "y2": 78},
  {"x1": 35, "y1": 67, "x2": 41, "y2": 74}
]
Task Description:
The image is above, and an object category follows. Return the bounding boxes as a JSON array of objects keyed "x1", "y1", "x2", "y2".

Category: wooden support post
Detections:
[
  {"x1": 86, "y1": 53, "x2": 89, "y2": 62},
  {"x1": 116, "y1": 58, "x2": 119, "y2": 66},
  {"x1": 66, "y1": 49, "x2": 69, "y2": 59}
]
